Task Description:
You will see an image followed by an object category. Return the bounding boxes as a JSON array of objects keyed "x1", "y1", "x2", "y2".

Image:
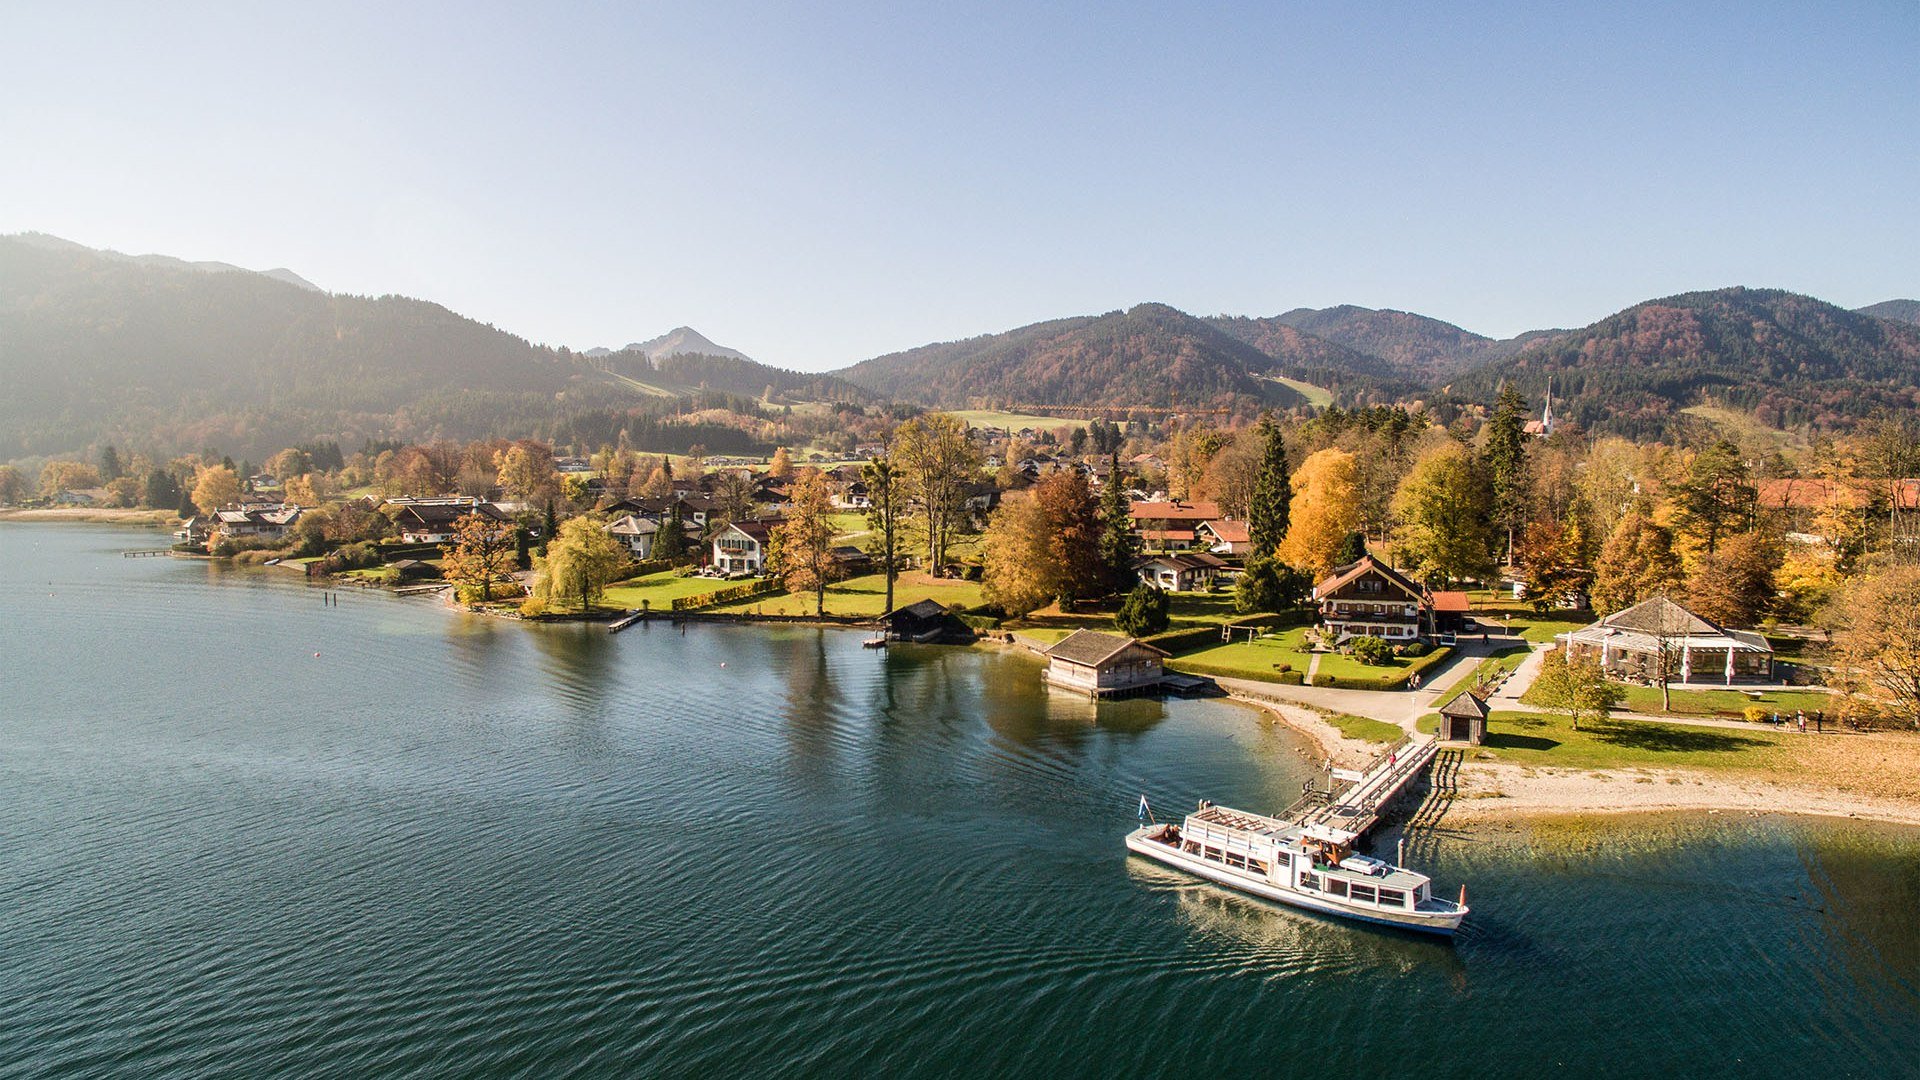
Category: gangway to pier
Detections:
[{"x1": 1296, "y1": 734, "x2": 1438, "y2": 843}]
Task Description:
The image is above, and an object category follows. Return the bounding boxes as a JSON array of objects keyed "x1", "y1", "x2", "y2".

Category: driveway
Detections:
[{"x1": 1214, "y1": 634, "x2": 1527, "y2": 730}]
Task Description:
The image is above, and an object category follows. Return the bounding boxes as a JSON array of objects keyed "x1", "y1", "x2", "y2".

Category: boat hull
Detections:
[{"x1": 1126, "y1": 827, "x2": 1465, "y2": 937}]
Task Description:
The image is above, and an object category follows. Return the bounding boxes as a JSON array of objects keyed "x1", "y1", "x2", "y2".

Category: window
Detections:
[
  {"x1": 1377, "y1": 888, "x2": 1406, "y2": 907},
  {"x1": 1349, "y1": 884, "x2": 1376, "y2": 904},
  {"x1": 1248, "y1": 860, "x2": 1268, "y2": 875},
  {"x1": 1327, "y1": 879, "x2": 1348, "y2": 897},
  {"x1": 1204, "y1": 846, "x2": 1223, "y2": 862},
  {"x1": 1225, "y1": 852, "x2": 1246, "y2": 869}
]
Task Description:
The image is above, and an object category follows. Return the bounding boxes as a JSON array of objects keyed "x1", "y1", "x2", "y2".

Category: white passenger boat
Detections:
[{"x1": 1126, "y1": 801, "x2": 1468, "y2": 937}]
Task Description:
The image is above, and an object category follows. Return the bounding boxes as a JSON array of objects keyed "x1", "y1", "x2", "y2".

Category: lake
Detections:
[{"x1": 2, "y1": 523, "x2": 1917, "y2": 1077}]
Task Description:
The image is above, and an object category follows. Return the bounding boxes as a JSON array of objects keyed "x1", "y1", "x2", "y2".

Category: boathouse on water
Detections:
[{"x1": 1042, "y1": 630, "x2": 1168, "y2": 698}]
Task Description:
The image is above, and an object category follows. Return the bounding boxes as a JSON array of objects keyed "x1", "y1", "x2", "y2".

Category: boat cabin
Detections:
[{"x1": 1168, "y1": 804, "x2": 1437, "y2": 915}]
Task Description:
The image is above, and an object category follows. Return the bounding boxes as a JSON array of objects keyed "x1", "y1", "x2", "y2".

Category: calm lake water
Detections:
[{"x1": 2, "y1": 523, "x2": 1917, "y2": 1078}]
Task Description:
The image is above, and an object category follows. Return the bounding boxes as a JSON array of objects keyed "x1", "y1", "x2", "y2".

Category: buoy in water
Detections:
[
  {"x1": 719, "y1": 662, "x2": 727, "y2": 668},
  {"x1": 313, "y1": 651, "x2": 321, "y2": 658}
]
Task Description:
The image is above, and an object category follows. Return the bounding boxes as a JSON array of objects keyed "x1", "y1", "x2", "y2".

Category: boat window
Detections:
[
  {"x1": 1204, "y1": 846, "x2": 1223, "y2": 862},
  {"x1": 1326, "y1": 879, "x2": 1348, "y2": 897},
  {"x1": 1274, "y1": 852, "x2": 1290, "y2": 868},
  {"x1": 1377, "y1": 888, "x2": 1405, "y2": 907},
  {"x1": 1300, "y1": 873, "x2": 1318, "y2": 890},
  {"x1": 1225, "y1": 852, "x2": 1246, "y2": 869},
  {"x1": 1183, "y1": 841, "x2": 1200, "y2": 854},
  {"x1": 1349, "y1": 884, "x2": 1376, "y2": 903},
  {"x1": 1248, "y1": 860, "x2": 1268, "y2": 875}
]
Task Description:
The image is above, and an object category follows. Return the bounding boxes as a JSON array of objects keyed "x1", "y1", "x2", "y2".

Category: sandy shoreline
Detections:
[
  {"x1": 0, "y1": 507, "x2": 178, "y2": 525},
  {"x1": 1234, "y1": 693, "x2": 1920, "y2": 829}
]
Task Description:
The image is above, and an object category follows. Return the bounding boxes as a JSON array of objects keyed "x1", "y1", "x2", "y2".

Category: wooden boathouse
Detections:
[{"x1": 1042, "y1": 630, "x2": 1168, "y2": 698}]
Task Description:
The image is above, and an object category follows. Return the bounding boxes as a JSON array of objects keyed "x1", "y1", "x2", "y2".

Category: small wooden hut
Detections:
[{"x1": 1437, "y1": 692, "x2": 1489, "y2": 745}]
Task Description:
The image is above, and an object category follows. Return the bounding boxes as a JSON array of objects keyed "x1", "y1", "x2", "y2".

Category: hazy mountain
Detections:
[
  {"x1": 1448, "y1": 287, "x2": 1920, "y2": 436},
  {"x1": 1858, "y1": 299, "x2": 1920, "y2": 326},
  {"x1": 836, "y1": 303, "x2": 1306, "y2": 412},
  {"x1": 10, "y1": 232, "x2": 324, "y2": 293},
  {"x1": 0, "y1": 235, "x2": 638, "y2": 457},
  {"x1": 587, "y1": 326, "x2": 752, "y2": 362}
]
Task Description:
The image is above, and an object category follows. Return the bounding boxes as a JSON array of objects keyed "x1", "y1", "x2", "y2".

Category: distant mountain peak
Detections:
[
  {"x1": 628, "y1": 326, "x2": 751, "y2": 363},
  {"x1": 1857, "y1": 299, "x2": 1920, "y2": 326}
]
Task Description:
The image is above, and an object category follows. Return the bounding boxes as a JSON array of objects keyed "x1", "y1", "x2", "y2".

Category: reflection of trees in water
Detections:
[
  {"x1": 1803, "y1": 825, "x2": 1920, "y2": 1011},
  {"x1": 782, "y1": 629, "x2": 849, "y2": 776}
]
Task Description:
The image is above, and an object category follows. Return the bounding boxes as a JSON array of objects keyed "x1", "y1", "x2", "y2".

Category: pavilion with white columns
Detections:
[{"x1": 1562, "y1": 596, "x2": 1774, "y2": 685}]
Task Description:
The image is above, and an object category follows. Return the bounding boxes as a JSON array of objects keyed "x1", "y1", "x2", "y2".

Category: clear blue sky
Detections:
[{"x1": 3, "y1": 2, "x2": 1914, "y2": 369}]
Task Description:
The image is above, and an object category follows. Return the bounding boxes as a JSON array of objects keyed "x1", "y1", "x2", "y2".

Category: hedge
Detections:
[
  {"x1": 1309, "y1": 646, "x2": 1454, "y2": 690},
  {"x1": 1165, "y1": 659, "x2": 1299, "y2": 685},
  {"x1": 609, "y1": 558, "x2": 675, "y2": 583},
  {"x1": 956, "y1": 613, "x2": 1002, "y2": 631},
  {"x1": 671, "y1": 579, "x2": 783, "y2": 611},
  {"x1": 1142, "y1": 625, "x2": 1224, "y2": 655}
]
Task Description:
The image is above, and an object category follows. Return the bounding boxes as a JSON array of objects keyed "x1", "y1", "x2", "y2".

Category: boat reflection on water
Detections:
[{"x1": 1125, "y1": 857, "x2": 1468, "y2": 986}]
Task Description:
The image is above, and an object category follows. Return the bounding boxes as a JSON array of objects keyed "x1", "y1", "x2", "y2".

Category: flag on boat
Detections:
[{"x1": 1138, "y1": 795, "x2": 1151, "y2": 820}]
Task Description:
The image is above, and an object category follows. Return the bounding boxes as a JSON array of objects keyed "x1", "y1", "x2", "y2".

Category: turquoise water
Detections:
[{"x1": 1, "y1": 524, "x2": 1916, "y2": 1077}]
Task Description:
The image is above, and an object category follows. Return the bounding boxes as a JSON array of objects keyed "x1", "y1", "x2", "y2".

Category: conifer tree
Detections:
[
  {"x1": 1247, "y1": 413, "x2": 1291, "y2": 559},
  {"x1": 1096, "y1": 453, "x2": 1139, "y2": 593},
  {"x1": 1484, "y1": 384, "x2": 1532, "y2": 566}
]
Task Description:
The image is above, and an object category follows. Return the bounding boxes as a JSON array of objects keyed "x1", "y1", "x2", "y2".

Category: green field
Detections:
[
  {"x1": 1164, "y1": 628, "x2": 1317, "y2": 682},
  {"x1": 704, "y1": 571, "x2": 985, "y2": 618},
  {"x1": 599, "y1": 570, "x2": 744, "y2": 611},
  {"x1": 1264, "y1": 375, "x2": 1334, "y2": 408},
  {"x1": 1417, "y1": 711, "x2": 1790, "y2": 771},
  {"x1": 1464, "y1": 597, "x2": 1590, "y2": 644},
  {"x1": 939, "y1": 410, "x2": 1089, "y2": 431}
]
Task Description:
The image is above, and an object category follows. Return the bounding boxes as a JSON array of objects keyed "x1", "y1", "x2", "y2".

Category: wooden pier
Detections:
[
  {"x1": 1286, "y1": 734, "x2": 1439, "y2": 844},
  {"x1": 607, "y1": 610, "x2": 647, "y2": 633},
  {"x1": 122, "y1": 549, "x2": 174, "y2": 558}
]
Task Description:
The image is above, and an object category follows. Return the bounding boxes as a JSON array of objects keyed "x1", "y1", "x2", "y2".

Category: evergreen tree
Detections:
[
  {"x1": 1115, "y1": 584, "x2": 1170, "y2": 637},
  {"x1": 653, "y1": 501, "x2": 688, "y2": 563},
  {"x1": 1484, "y1": 385, "x2": 1532, "y2": 566},
  {"x1": 864, "y1": 455, "x2": 900, "y2": 613},
  {"x1": 99, "y1": 444, "x2": 122, "y2": 482},
  {"x1": 1247, "y1": 412, "x2": 1291, "y2": 559},
  {"x1": 1096, "y1": 453, "x2": 1139, "y2": 594},
  {"x1": 1334, "y1": 530, "x2": 1368, "y2": 568}
]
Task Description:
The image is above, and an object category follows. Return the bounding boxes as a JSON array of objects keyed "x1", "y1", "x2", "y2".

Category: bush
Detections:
[
  {"x1": 1312, "y1": 674, "x2": 1341, "y2": 688},
  {"x1": 1401, "y1": 640, "x2": 1431, "y2": 658},
  {"x1": 1743, "y1": 705, "x2": 1771, "y2": 724},
  {"x1": 1350, "y1": 635, "x2": 1393, "y2": 665},
  {"x1": 1142, "y1": 625, "x2": 1221, "y2": 655},
  {"x1": 957, "y1": 613, "x2": 1002, "y2": 631},
  {"x1": 672, "y1": 579, "x2": 782, "y2": 611},
  {"x1": 1275, "y1": 671, "x2": 1305, "y2": 685},
  {"x1": 1272, "y1": 662, "x2": 1291, "y2": 673},
  {"x1": 518, "y1": 597, "x2": 549, "y2": 618}
]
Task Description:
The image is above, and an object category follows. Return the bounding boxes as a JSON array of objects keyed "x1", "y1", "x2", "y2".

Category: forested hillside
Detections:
[
  {"x1": 1446, "y1": 288, "x2": 1920, "y2": 437},
  {"x1": 1858, "y1": 299, "x2": 1920, "y2": 326},
  {"x1": 836, "y1": 303, "x2": 1306, "y2": 413},
  {"x1": 0, "y1": 236, "x2": 749, "y2": 458},
  {"x1": 594, "y1": 349, "x2": 877, "y2": 405},
  {"x1": 1211, "y1": 305, "x2": 1558, "y2": 383}
]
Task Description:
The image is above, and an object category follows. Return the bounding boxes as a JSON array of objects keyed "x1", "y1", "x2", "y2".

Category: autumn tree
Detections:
[
  {"x1": 0, "y1": 464, "x2": 25, "y2": 504},
  {"x1": 495, "y1": 443, "x2": 558, "y2": 504},
  {"x1": 768, "y1": 447, "x2": 794, "y2": 480},
  {"x1": 981, "y1": 494, "x2": 1053, "y2": 617},
  {"x1": 713, "y1": 470, "x2": 758, "y2": 524},
  {"x1": 1246, "y1": 413, "x2": 1292, "y2": 559},
  {"x1": 1531, "y1": 651, "x2": 1623, "y2": 731},
  {"x1": 1033, "y1": 470, "x2": 1104, "y2": 607},
  {"x1": 190, "y1": 465, "x2": 241, "y2": 515},
  {"x1": 38, "y1": 460, "x2": 100, "y2": 498},
  {"x1": 1096, "y1": 452, "x2": 1139, "y2": 594},
  {"x1": 1684, "y1": 530, "x2": 1780, "y2": 627},
  {"x1": 538, "y1": 516, "x2": 631, "y2": 612},
  {"x1": 1391, "y1": 441, "x2": 1495, "y2": 586},
  {"x1": 895, "y1": 414, "x2": 981, "y2": 571},
  {"x1": 1276, "y1": 448, "x2": 1362, "y2": 577},
  {"x1": 265, "y1": 448, "x2": 312, "y2": 481},
  {"x1": 1822, "y1": 565, "x2": 1920, "y2": 727},
  {"x1": 864, "y1": 454, "x2": 902, "y2": 612},
  {"x1": 442, "y1": 511, "x2": 517, "y2": 603},
  {"x1": 1483, "y1": 384, "x2": 1532, "y2": 565},
  {"x1": 1516, "y1": 512, "x2": 1592, "y2": 612},
  {"x1": 771, "y1": 470, "x2": 838, "y2": 616},
  {"x1": 1590, "y1": 509, "x2": 1683, "y2": 615}
]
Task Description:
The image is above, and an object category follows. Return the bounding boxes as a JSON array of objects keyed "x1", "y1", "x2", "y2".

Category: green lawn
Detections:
[
  {"x1": 599, "y1": 571, "x2": 743, "y2": 611},
  {"x1": 1467, "y1": 597, "x2": 1590, "y2": 644},
  {"x1": 1609, "y1": 685, "x2": 1837, "y2": 719},
  {"x1": 825, "y1": 512, "x2": 870, "y2": 541},
  {"x1": 1265, "y1": 374, "x2": 1335, "y2": 408},
  {"x1": 1416, "y1": 711, "x2": 1790, "y2": 772},
  {"x1": 1165, "y1": 628, "x2": 1316, "y2": 682},
  {"x1": 704, "y1": 571, "x2": 986, "y2": 618},
  {"x1": 1166, "y1": 590, "x2": 1239, "y2": 628},
  {"x1": 1327, "y1": 713, "x2": 1403, "y2": 743},
  {"x1": 1314, "y1": 645, "x2": 1454, "y2": 688}
]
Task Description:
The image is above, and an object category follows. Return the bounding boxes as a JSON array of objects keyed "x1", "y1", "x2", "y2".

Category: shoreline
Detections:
[{"x1": 0, "y1": 507, "x2": 178, "y2": 525}]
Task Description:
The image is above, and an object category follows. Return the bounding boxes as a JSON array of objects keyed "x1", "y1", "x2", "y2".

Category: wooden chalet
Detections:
[
  {"x1": 1312, "y1": 555, "x2": 1434, "y2": 642},
  {"x1": 1128, "y1": 499, "x2": 1220, "y2": 550}
]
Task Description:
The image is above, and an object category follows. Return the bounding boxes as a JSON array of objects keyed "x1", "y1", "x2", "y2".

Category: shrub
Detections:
[
  {"x1": 518, "y1": 597, "x2": 548, "y2": 617},
  {"x1": 1272, "y1": 662, "x2": 1292, "y2": 673},
  {"x1": 1743, "y1": 705, "x2": 1771, "y2": 724},
  {"x1": 1350, "y1": 635, "x2": 1393, "y2": 665},
  {"x1": 1401, "y1": 640, "x2": 1431, "y2": 658},
  {"x1": 1312, "y1": 674, "x2": 1340, "y2": 688},
  {"x1": 1275, "y1": 671, "x2": 1305, "y2": 685}
]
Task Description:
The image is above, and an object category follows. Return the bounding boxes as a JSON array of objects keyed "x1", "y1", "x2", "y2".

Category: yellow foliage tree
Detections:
[
  {"x1": 770, "y1": 470, "x2": 838, "y2": 615},
  {"x1": 768, "y1": 447, "x2": 794, "y2": 480},
  {"x1": 981, "y1": 492, "x2": 1054, "y2": 617},
  {"x1": 191, "y1": 465, "x2": 241, "y2": 515},
  {"x1": 1275, "y1": 448, "x2": 1361, "y2": 577}
]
